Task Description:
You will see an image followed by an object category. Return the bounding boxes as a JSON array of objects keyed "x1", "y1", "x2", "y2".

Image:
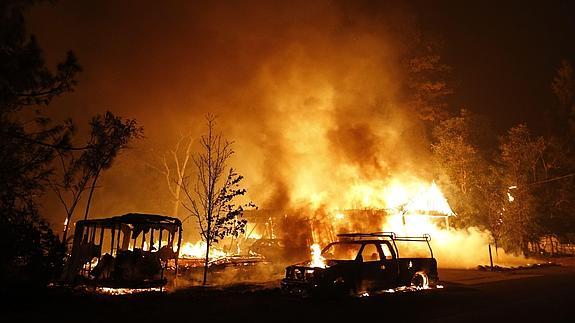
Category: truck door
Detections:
[
  {"x1": 378, "y1": 242, "x2": 399, "y2": 289},
  {"x1": 358, "y1": 243, "x2": 395, "y2": 291}
]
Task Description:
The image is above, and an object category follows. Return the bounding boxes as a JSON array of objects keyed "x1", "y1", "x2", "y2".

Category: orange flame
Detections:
[{"x1": 310, "y1": 243, "x2": 326, "y2": 268}]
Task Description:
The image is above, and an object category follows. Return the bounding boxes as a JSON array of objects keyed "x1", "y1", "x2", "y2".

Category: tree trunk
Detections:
[
  {"x1": 173, "y1": 174, "x2": 183, "y2": 217},
  {"x1": 172, "y1": 194, "x2": 180, "y2": 218},
  {"x1": 84, "y1": 169, "x2": 101, "y2": 221},
  {"x1": 174, "y1": 138, "x2": 192, "y2": 217},
  {"x1": 203, "y1": 239, "x2": 210, "y2": 285},
  {"x1": 62, "y1": 214, "x2": 71, "y2": 245},
  {"x1": 522, "y1": 239, "x2": 530, "y2": 257},
  {"x1": 203, "y1": 207, "x2": 212, "y2": 285},
  {"x1": 61, "y1": 190, "x2": 84, "y2": 245}
]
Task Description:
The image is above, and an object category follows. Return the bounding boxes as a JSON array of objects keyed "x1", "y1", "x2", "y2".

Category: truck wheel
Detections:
[{"x1": 411, "y1": 271, "x2": 429, "y2": 289}]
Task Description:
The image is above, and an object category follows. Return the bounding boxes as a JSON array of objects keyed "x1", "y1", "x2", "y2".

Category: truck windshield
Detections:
[{"x1": 322, "y1": 243, "x2": 362, "y2": 261}]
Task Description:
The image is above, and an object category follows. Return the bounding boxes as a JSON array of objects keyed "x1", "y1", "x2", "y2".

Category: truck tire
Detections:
[{"x1": 411, "y1": 271, "x2": 429, "y2": 289}]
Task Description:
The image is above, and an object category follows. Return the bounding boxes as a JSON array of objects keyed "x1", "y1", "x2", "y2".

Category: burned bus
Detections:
[{"x1": 62, "y1": 213, "x2": 182, "y2": 289}]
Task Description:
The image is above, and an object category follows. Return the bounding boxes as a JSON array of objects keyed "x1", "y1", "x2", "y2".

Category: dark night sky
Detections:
[{"x1": 414, "y1": 0, "x2": 575, "y2": 132}]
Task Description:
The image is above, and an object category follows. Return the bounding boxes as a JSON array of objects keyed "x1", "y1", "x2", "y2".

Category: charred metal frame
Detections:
[{"x1": 63, "y1": 213, "x2": 182, "y2": 289}]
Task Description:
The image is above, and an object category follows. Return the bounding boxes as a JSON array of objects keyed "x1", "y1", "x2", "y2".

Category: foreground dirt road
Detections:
[{"x1": 3, "y1": 264, "x2": 574, "y2": 322}]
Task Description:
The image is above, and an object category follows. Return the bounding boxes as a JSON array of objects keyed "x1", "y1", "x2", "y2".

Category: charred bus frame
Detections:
[{"x1": 63, "y1": 213, "x2": 182, "y2": 289}]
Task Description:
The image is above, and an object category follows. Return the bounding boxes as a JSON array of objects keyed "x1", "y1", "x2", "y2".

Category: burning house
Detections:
[{"x1": 227, "y1": 181, "x2": 457, "y2": 267}]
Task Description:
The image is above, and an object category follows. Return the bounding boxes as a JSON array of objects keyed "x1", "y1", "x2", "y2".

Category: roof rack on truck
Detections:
[{"x1": 336, "y1": 231, "x2": 433, "y2": 258}]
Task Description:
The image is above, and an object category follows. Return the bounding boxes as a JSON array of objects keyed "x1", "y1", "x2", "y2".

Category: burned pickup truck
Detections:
[{"x1": 281, "y1": 232, "x2": 438, "y2": 296}]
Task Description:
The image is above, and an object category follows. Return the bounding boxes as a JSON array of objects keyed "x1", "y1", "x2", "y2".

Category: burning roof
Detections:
[{"x1": 400, "y1": 182, "x2": 455, "y2": 217}]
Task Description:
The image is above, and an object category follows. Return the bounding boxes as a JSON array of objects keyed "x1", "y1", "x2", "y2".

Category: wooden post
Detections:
[
  {"x1": 90, "y1": 226, "x2": 96, "y2": 243},
  {"x1": 116, "y1": 224, "x2": 121, "y2": 252},
  {"x1": 99, "y1": 226, "x2": 104, "y2": 247},
  {"x1": 110, "y1": 226, "x2": 116, "y2": 256},
  {"x1": 175, "y1": 227, "x2": 182, "y2": 277},
  {"x1": 86, "y1": 227, "x2": 93, "y2": 275},
  {"x1": 132, "y1": 233, "x2": 137, "y2": 251},
  {"x1": 489, "y1": 244, "x2": 494, "y2": 271}
]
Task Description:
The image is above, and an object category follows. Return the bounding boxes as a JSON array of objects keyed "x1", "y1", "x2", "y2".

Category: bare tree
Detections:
[
  {"x1": 144, "y1": 132, "x2": 194, "y2": 218},
  {"x1": 181, "y1": 114, "x2": 254, "y2": 285},
  {"x1": 164, "y1": 134, "x2": 193, "y2": 217}
]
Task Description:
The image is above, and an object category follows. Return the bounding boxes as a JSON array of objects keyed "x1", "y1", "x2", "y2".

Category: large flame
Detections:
[
  {"x1": 179, "y1": 241, "x2": 228, "y2": 260},
  {"x1": 143, "y1": 240, "x2": 230, "y2": 260},
  {"x1": 402, "y1": 181, "x2": 455, "y2": 216},
  {"x1": 310, "y1": 243, "x2": 326, "y2": 268},
  {"x1": 382, "y1": 180, "x2": 454, "y2": 236},
  {"x1": 304, "y1": 179, "x2": 528, "y2": 268},
  {"x1": 299, "y1": 177, "x2": 456, "y2": 214},
  {"x1": 379, "y1": 181, "x2": 528, "y2": 267}
]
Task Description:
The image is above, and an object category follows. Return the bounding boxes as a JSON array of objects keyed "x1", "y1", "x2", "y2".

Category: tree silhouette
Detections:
[
  {"x1": 81, "y1": 112, "x2": 143, "y2": 220},
  {"x1": 54, "y1": 111, "x2": 142, "y2": 243},
  {"x1": 498, "y1": 124, "x2": 546, "y2": 254},
  {"x1": 181, "y1": 114, "x2": 255, "y2": 285},
  {"x1": 551, "y1": 60, "x2": 575, "y2": 136},
  {"x1": 0, "y1": 0, "x2": 80, "y2": 285},
  {"x1": 405, "y1": 42, "x2": 452, "y2": 124}
]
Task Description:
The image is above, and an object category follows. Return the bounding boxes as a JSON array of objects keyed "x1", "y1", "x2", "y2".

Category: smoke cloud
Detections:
[
  {"x1": 31, "y1": 1, "x2": 426, "y2": 225},
  {"x1": 28, "y1": 1, "x2": 531, "y2": 269}
]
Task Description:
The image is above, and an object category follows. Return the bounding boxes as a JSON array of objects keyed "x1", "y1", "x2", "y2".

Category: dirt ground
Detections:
[{"x1": 2, "y1": 259, "x2": 575, "y2": 323}]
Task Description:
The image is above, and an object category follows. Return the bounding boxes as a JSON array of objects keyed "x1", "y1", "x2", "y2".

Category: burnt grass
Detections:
[{"x1": 2, "y1": 266, "x2": 574, "y2": 323}]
